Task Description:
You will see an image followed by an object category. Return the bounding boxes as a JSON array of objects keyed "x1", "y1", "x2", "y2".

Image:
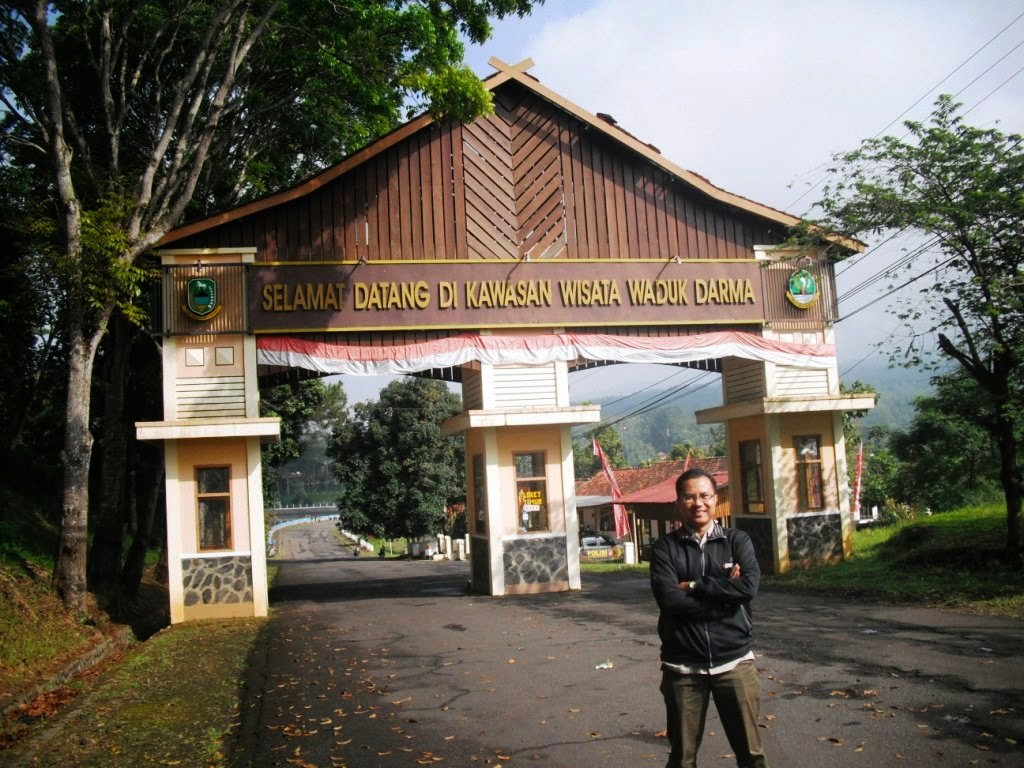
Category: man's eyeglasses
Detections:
[{"x1": 680, "y1": 493, "x2": 716, "y2": 504}]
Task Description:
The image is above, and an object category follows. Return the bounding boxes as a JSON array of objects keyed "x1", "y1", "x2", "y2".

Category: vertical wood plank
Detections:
[
  {"x1": 578, "y1": 134, "x2": 598, "y2": 257},
  {"x1": 558, "y1": 113, "x2": 579, "y2": 259},
  {"x1": 633, "y1": 166, "x2": 651, "y2": 257},
  {"x1": 665, "y1": 183, "x2": 681, "y2": 261},
  {"x1": 452, "y1": 123, "x2": 469, "y2": 261},
  {"x1": 590, "y1": 139, "x2": 610, "y2": 259},
  {"x1": 388, "y1": 147, "x2": 402, "y2": 258},
  {"x1": 429, "y1": 126, "x2": 446, "y2": 260},
  {"x1": 622, "y1": 159, "x2": 640, "y2": 259},
  {"x1": 440, "y1": 124, "x2": 457, "y2": 260}
]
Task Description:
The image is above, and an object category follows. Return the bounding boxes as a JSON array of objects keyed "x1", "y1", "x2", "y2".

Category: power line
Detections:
[
  {"x1": 784, "y1": 9, "x2": 1024, "y2": 213},
  {"x1": 874, "y1": 9, "x2": 1024, "y2": 137},
  {"x1": 964, "y1": 61, "x2": 1024, "y2": 117},
  {"x1": 838, "y1": 253, "x2": 959, "y2": 323}
]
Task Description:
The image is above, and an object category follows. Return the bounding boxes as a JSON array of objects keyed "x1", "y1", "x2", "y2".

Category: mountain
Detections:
[{"x1": 571, "y1": 359, "x2": 934, "y2": 464}]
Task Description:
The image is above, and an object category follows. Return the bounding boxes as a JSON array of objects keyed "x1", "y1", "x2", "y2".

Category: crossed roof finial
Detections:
[{"x1": 487, "y1": 56, "x2": 535, "y2": 74}]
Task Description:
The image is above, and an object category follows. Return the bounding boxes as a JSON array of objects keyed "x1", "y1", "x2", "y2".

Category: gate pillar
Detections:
[
  {"x1": 443, "y1": 357, "x2": 600, "y2": 595},
  {"x1": 697, "y1": 341, "x2": 875, "y2": 574},
  {"x1": 136, "y1": 248, "x2": 280, "y2": 623}
]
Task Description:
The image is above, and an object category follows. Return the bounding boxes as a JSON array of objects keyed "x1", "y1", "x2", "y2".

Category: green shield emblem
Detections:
[
  {"x1": 786, "y1": 268, "x2": 819, "y2": 309},
  {"x1": 186, "y1": 277, "x2": 218, "y2": 318}
]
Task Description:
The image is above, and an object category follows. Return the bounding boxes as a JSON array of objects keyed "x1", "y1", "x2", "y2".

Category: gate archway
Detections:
[{"x1": 138, "y1": 59, "x2": 874, "y2": 623}]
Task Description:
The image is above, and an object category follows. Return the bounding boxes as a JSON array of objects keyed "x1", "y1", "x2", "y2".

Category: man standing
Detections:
[{"x1": 649, "y1": 467, "x2": 769, "y2": 768}]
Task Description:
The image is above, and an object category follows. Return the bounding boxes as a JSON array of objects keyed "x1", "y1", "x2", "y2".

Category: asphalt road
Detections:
[{"x1": 230, "y1": 521, "x2": 1024, "y2": 767}]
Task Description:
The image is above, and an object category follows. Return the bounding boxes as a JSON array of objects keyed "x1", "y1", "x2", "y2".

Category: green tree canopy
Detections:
[
  {"x1": 0, "y1": 0, "x2": 540, "y2": 612},
  {"x1": 888, "y1": 373, "x2": 1002, "y2": 513},
  {"x1": 804, "y1": 96, "x2": 1024, "y2": 563},
  {"x1": 328, "y1": 378, "x2": 463, "y2": 541}
]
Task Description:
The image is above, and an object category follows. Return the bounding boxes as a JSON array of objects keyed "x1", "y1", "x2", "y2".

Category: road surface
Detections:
[{"x1": 230, "y1": 521, "x2": 1024, "y2": 766}]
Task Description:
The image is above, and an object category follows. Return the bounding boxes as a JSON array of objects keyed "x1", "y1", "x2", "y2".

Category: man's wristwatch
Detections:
[{"x1": 688, "y1": 581, "x2": 697, "y2": 590}]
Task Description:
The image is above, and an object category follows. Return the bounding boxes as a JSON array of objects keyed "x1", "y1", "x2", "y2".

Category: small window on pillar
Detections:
[
  {"x1": 513, "y1": 451, "x2": 548, "y2": 533},
  {"x1": 197, "y1": 466, "x2": 231, "y2": 550},
  {"x1": 795, "y1": 436, "x2": 824, "y2": 511},
  {"x1": 739, "y1": 440, "x2": 765, "y2": 514}
]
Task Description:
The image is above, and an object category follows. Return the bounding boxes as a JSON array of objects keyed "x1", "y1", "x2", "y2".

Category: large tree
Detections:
[
  {"x1": 328, "y1": 378, "x2": 463, "y2": 542},
  {"x1": 889, "y1": 373, "x2": 1002, "y2": 513},
  {"x1": 805, "y1": 96, "x2": 1023, "y2": 564},
  {"x1": 0, "y1": 0, "x2": 539, "y2": 614}
]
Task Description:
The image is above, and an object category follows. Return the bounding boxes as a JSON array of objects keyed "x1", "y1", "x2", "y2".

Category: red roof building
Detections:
[{"x1": 575, "y1": 458, "x2": 731, "y2": 555}]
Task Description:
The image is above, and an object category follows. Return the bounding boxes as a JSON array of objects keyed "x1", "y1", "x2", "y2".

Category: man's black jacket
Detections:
[{"x1": 649, "y1": 521, "x2": 761, "y2": 668}]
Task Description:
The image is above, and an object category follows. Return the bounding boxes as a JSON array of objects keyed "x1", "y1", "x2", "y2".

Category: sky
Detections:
[{"x1": 338, "y1": 0, "x2": 1024, "y2": 404}]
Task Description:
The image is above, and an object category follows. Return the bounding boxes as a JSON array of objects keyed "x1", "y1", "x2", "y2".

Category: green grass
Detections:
[
  {"x1": 766, "y1": 505, "x2": 1024, "y2": 619},
  {"x1": 0, "y1": 564, "x2": 103, "y2": 702},
  {"x1": 3, "y1": 618, "x2": 265, "y2": 766},
  {"x1": 581, "y1": 506, "x2": 1024, "y2": 620}
]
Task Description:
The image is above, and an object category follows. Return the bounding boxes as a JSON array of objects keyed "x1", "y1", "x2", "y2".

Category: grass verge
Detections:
[
  {"x1": 3, "y1": 618, "x2": 265, "y2": 767},
  {"x1": 765, "y1": 504, "x2": 1024, "y2": 619},
  {"x1": 0, "y1": 563, "x2": 105, "y2": 708},
  {"x1": 582, "y1": 505, "x2": 1024, "y2": 620}
]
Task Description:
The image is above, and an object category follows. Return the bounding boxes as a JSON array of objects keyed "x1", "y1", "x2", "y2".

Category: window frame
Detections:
[
  {"x1": 513, "y1": 451, "x2": 549, "y2": 533},
  {"x1": 794, "y1": 435, "x2": 825, "y2": 512},
  {"x1": 739, "y1": 439, "x2": 765, "y2": 514},
  {"x1": 196, "y1": 465, "x2": 232, "y2": 551}
]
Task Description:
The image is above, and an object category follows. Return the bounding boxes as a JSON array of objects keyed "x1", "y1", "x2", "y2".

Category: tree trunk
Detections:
[
  {"x1": 122, "y1": 457, "x2": 164, "y2": 600},
  {"x1": 52, "y1": 314, "x2": 100, "y2": 616},
  {"x1": 995, "y1": 412, "x2": 1023, "y2": 567},
  {"x1": 88, "y1": 314, "x2": 132, "y2": 600}
]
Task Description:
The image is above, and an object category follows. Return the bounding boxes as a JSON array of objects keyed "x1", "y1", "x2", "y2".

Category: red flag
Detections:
[
  {"x1": 594, "y1": 438, "x2": 629, "y2": 539},
  {"x1": 683, "y1": 450, "x2": 692, "y2": 471},
  {"x1": 852, "y1": 442, "x2": 864, "y2": 518}
]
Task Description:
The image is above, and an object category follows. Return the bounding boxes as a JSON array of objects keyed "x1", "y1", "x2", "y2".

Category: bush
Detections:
[{"x1": 878, "y1": 497, "x2": 918, "y2": 527}]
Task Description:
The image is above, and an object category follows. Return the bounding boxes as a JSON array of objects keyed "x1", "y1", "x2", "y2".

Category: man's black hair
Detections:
[{"x1": 675, "y1": 467, "x2": 717, "y2": 497}]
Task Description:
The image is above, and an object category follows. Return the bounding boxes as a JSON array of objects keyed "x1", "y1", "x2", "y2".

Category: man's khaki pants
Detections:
[{"x1": 660, "y1": 660, "x2": 768, "y2": 768}]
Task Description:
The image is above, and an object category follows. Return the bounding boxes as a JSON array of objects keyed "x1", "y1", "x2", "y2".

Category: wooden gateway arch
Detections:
[{"x1": 137, "y1": 58, "x2": 874, "y2": 624}]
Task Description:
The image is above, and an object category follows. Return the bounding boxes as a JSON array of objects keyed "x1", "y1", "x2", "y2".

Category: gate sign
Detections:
[{"x1": 184, "y1": 276, "x2": 221, "y2": 320}]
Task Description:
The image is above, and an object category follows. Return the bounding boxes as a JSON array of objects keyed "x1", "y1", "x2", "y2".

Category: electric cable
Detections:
[{"x1": 784, "y1": 9, "x2": 1024, "y2": 213}]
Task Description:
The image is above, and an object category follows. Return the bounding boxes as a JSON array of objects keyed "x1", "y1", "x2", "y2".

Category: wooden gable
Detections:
[{"x1": 161, "y1": 65, "x2": 798, "y2": 264}]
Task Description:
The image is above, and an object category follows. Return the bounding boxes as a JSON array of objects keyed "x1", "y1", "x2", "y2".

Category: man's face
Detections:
[{"x1": 676, "y1": 475, "x2": 717, "y2": 534}]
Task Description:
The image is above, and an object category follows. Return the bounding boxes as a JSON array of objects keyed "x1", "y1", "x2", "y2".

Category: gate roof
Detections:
[{"x1": 160, "y1": 58, "x2": 850, "y2": 260}]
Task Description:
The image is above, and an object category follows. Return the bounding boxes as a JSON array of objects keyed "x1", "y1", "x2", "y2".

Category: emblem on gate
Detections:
[
  {"x1": 785, "y1": 268, "x2": 819, "y2": 309},
  {"x1": 183, "y1": 276, "x2": 222, "y2": 321}
]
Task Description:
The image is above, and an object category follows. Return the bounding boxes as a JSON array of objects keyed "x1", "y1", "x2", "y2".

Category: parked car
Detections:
[{"x1": 579, "y1": 534, "x2": 623, "y2": 562}]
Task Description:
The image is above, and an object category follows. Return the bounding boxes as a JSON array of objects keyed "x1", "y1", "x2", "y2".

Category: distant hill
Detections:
[
  {"x1": 571, "y1": 360, "x2": 934, "y2": 464},
  {"x1": 838, "y1": 356, "x2": 936, "y2": 430}
]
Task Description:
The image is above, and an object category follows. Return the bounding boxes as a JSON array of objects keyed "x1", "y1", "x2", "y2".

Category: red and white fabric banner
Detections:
[
  {"x1": 594, "y1": 438, "x2": 630, "y2": 540},
  {"x1": 256, "y1": 331, "x2": 836, "y2": 375}
]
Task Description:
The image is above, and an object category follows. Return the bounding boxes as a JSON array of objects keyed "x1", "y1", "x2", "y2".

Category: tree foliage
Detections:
[
  {"x1": 573, "y1": 419, "x2": 626, "y2": 479},
  {"x1": 805, "y1": 96, "x2": 1024, "y2": 563},
  {"x1": 274, "y1": 381, "x2": 348, "y2": 505},
  {"x1": 260, "y1": 378, "x2": 338, "y2": 505},
  {"x1": 0, "y1": 0, "x2": 540, "y2": 612},
  {"x1": 888, "y1": 373, "x2": 1003, "y2": 512},
  {"x1": 327, "y1": 378, "x2": 463, "y2": 541}
]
